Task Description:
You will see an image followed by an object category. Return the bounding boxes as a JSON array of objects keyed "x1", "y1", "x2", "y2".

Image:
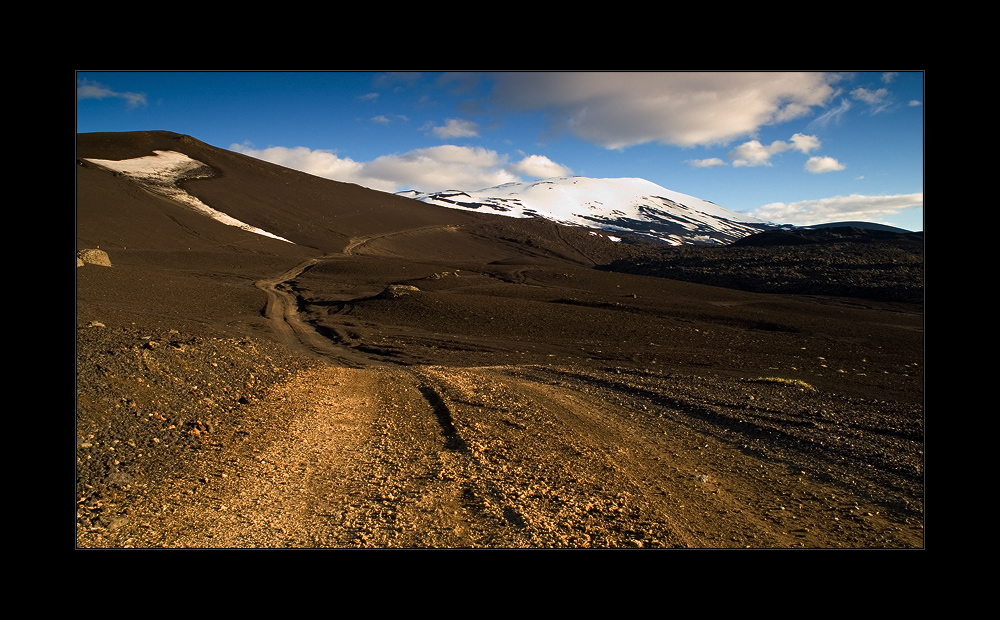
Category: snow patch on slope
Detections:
[{"x1": 84, "y1": 150, "x2": 294, "y2": 244}]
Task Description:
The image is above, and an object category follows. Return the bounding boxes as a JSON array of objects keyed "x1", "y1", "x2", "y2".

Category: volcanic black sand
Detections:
[{"x1": 76, "y1": 131, "x2": 924, "y2": 548}]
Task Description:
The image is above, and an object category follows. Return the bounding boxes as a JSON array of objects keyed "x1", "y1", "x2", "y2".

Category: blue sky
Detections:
[{"x1": 76, "y1": 71, "x2": 924, "y2": 231}]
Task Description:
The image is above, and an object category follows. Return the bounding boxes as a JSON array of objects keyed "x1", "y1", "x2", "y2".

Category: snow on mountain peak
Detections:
[{"x1": 401, "y1": 176, "x2": 774, "y2": 245}]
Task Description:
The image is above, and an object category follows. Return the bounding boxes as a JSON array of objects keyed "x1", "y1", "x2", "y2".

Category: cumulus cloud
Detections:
[
  {"x1": 729, "y1": 140, "x2": 785, "y2": 167},
  {"x1": 507, "y1": 154, "x2": 573, "y2": 178},
  {"x1": 729, "y1": 133, "x2": 822, "y2": 167},
  {"x1": 230, "y1": 142, "x2": 566, "y2": 193},
  {"x1": 77, "y1": 78, "x2": 147, "y2": 108},
  {"x1": 805, "y1": 156, "x2": 846, "y2": 173},
  {"x1": 229, "y1": 144, "x2": 398, "y2": 192},
  {"x1": 425, "y1": 118, "x2": 479, "y2": 139},
  {"x1": 751, "y1": 192, "x2": 923, "y2": 226},
  {"x1": 486, "y1": 72, "x2": 836, "y2": 149},
  {"x1": 364, "y1": 145, "x2": 515, "y2": 190},
  {"x1": 789, "y1": 133, "x2": 821, "y2": 153}
]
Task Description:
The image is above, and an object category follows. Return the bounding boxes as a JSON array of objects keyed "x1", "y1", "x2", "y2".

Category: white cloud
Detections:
[
  {"x1": 809, "y1": 98, "x2": 852, "y2": 129},
  {"x1": 507, "y1": 154, "x2": 573, "y2": 178},
  {"x1": 427, "y1": 118, "x2": 479, "y2": 139},
  {"x1": 751, "y1": 192, "x2": 922, "y2": 226},
  {"x1": 789, "y1": 133, "x2": 821, "y2": 153},
  {"x1": 729, "y1": 140, "x2": 787, "y2": 167},
  {"x1": 851, "y1": 87, "x2": 889, "y2": 105},
  {"x1": 77, "y1": 78, "x2": 147, "y2": 108},
  {"x1": 805, "y1": 156, "x2": 846, "y2": 173},
  {"x1": 728, "y1": 133, "x2": 824, "y2": 167},
  {"x1": 687, "y1": 157, "x2": 726, "y2": 168},
  {"x1": 487, "y1": 72, "x2": 836, "y2": 149},
  {"x1": 231, "y1": 142, "x2": 558, "y2": 193},
  {"x1": 365, "y1": 145, "x2": 515, "y2": 190},
  {"x1": 229, "y1": 144, "x2": 398, "y2": 192},
  {"x1": 851, "y1": 87, "x2": 891, "y2": 112}
]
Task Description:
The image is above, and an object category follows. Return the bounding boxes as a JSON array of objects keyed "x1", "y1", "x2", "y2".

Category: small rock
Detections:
[{"x1": 379, "y1": 285, "x2": 420, "y2": 299}]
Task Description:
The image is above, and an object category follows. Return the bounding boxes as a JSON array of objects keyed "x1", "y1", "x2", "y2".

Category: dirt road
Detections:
[
  {"x1": 77, "y1": 241, "x2": 922, "y2": 548},
  {"x1": 80, "y1": 353, "x2": 921, "y2": 548},
  {"x1": 78, "y1": 240, "x2": 923, "y2": 548}
]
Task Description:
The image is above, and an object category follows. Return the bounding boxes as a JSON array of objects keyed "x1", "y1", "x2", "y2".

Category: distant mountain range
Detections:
[{"x1": 401, "y1": 177, "x2": 910, "y2": 245}]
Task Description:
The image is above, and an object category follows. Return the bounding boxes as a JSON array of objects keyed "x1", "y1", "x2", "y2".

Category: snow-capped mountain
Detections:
[{"x1": 399, "y1": 177, "x2": 777, "y2": 245}]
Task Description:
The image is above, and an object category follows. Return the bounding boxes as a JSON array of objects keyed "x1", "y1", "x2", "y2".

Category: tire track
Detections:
[
  {"x1": 412, "y1": 365, "x2": 695, "y2": 547},
  {"x1": 252, "y1": 225, "x2": 466, "y2": 367},
  {"x1": 254, "y1": 256, "x2": 374, "y2": 367},
  {"x1": 343, "y1": 225, "x2": 461, "y2": 257}
]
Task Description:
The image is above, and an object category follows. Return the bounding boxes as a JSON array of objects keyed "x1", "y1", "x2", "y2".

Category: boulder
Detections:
[{"x1": 78, "y1": 248, "x2": 111, "y2": 267}]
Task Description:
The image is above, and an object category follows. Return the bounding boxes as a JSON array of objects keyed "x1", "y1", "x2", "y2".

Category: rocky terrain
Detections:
[
  {"x1": 76, "y1": 131, "x2": 924, "y2": 548},
  {"x1": 603, "y1": 227, "x2": 924, "y2": 304}
]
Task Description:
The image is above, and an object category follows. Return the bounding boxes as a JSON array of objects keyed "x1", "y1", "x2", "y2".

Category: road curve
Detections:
[
  {"x1": 254, "y1": 226, "x2": 462, "y2": 364},
  {"x1": 254, "y1": 255, "x2": 376, "y2": 367}
]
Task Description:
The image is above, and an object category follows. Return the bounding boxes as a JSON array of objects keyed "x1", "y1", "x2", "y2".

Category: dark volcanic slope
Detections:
[
  {"x1": 76, "y1": 131, "x2": 496, "y2": 334},
  {"x1": 76, "y1": 132, "x2": 924, "y2": 548},
  {"x1": 77, "y1": 131, "x2": 488, "y2": 254},
  {"x1": 603, "y1": 227, "x2": 924, "y2": 304}
]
